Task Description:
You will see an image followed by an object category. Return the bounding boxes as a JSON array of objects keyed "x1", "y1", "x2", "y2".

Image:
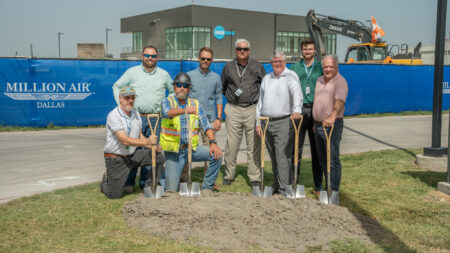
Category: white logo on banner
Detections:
[
  {"x1": 4, "y1": 82, "x2": 92, "y2": 108},
  {"x1": 443, "y1": 82, "x2": 450, "y2": 94}
]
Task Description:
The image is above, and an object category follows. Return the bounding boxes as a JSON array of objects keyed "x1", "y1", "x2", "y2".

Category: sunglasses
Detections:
[
  {"x1": 143, "y1": 54, "x2": 158, "y2": 58},
  {"x1": 174, "y1": 83, "x2": 190, "y2": 88},
  {"x1": 236, "y1": 47, "x2": 249, "y2": 52},
  {"x1": 200, "y1": 57, "x2": 212, "y2": 62}
]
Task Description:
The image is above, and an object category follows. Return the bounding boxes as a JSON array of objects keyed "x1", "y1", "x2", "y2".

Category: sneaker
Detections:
[
  {"x1": 222, "y1": 179, "x2": 233, "y2": 185},
  {"x1": 124, "y1": 185, "x2": 134, "y2": 194},
  {"x1": 250, "y1": 181, "x2": 260, "y2": 187}
]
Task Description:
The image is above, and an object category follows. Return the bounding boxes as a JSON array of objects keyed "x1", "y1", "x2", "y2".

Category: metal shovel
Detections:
[
  {"x1": 319, "y1": 123, "x2": 339, "y2": 205},
  {"x1": 286, "y1": 117, "x2": 306, "y2": 199},
  {"x1": 179, "y1": 111, "x2": 201, "y2": 197},
  {"x1": 252, "y1": 117, "x2": 272, "y2": 198},
  {"x1": 143, "y1": 114, "x2": 165, "y2": 198}
]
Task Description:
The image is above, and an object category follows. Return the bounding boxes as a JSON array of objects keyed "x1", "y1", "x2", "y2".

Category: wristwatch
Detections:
[{"x1": 209, "y1": 139, "x2": 217, "y2": 145}]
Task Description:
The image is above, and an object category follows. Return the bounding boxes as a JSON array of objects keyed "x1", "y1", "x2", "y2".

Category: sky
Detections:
[{"x1": 0, "y1": 0, "x2": 447, "y2": 61}]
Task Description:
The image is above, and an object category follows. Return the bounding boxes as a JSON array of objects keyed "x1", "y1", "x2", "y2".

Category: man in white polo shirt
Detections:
[{"x1": 101, "y1": 86, "x2": 165, "y2": 199}]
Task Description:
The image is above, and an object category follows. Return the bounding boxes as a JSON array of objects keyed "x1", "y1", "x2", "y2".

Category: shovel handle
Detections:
[
  {"x1": 258, "y1": 117, "x2": 269, "y2": 193},
  {"x1": 147, "y1": 114, "x2": 160, "y2": 192},
  {"x1": 323, "y1": 123, "x2": 334, "y2": 196},
  {"x1": 290, "y1": 117, "x2": 303, "y2": 166}
]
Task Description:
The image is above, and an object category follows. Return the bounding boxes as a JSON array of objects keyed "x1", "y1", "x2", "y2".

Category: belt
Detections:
[
  {"x1": 140, "y1": 113, "x2": 159, "y2": 117},
  {"x1": 180, "y1": 144, "x2": 189, "y2": 149},
  {"x1": 269, "y1": 115, "x2": 290, "y2": 121},
  {"x1": 104, "y1": 153, "x2": 130, "y2": 159},
  {"x1": 232, "y1": 101, "x2": 257, "y2": 107},
  {"x1": 302, "y1": 103, "x2": 313, "y2": 108}
]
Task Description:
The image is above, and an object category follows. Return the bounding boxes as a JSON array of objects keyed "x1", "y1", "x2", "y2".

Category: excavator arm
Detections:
[{"x1": 306, "y1": 9, "x2": 373, "y2": 59}]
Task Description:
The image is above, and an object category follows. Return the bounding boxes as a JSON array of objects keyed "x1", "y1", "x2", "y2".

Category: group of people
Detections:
[{"x1": 100, "y1": 38, "x2": 348, "y2": 203}]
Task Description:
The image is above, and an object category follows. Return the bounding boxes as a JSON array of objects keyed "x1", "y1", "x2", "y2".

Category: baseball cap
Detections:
[{"x1": 119, "y1": 86, "x2": 137, "y2": 96}]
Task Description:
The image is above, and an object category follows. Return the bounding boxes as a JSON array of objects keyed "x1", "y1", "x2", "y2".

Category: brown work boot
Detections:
[
  {"x1": 312, "y1": 190, "x2": 320, "y2": 199},
  {"x1": 124, "y1": 185, "x2": 134, "y2": 194}
]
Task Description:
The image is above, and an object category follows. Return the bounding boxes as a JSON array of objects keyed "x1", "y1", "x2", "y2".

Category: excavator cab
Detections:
[{"x1": 345, "y1": 43, "x2": 387, "y2": 63}]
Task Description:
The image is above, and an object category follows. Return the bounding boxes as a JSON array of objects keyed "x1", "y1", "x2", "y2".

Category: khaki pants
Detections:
[{"x1": 223, "y1": 103, "x2": 261, "y2": 182}]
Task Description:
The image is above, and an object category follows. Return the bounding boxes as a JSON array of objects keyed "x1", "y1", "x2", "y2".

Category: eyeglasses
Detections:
[
  {"x1": 236, "y1": 47, "x2": 249, "y2": 52},
  {"x1": 200, "y1": 57, "x2": 212, "y2": 62},
  {"x1": 174, "y1": 83, "x2": 190, "y2": 88},
  {"x1": 143, "y1": 54, "x2": 158, "y2": 58}
]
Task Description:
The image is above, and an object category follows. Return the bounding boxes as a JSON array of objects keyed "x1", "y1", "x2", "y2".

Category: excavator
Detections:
[{"x1": 306, "y1": 9, "x2": 423, "y2": 65}]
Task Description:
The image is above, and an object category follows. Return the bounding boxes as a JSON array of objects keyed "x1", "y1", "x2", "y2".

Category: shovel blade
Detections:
[
  {"x1": 155, "y1": 186, "x2": 165, "y2": 198},
  {"x1": 295, "y1": 185, "x2": 305, "y2": 198},
  {"x1": 143, "y1": 187, "x2": 153, "y2": 198},
  {"x1": 263, "y1": 186, "x2": 273, "y2": 198},
  {"x1": 319, "y1": 190, "x2": 329, "y2": 204},
  {"x1": 179, "y1": 182, "x2": 189, "y2": 196},
  {"x1": 252, "y1": 186, "x2": 261, "y2": 197},
  {"x1": 330, "y1": 191, "x2": 339, "y2": 205},
  {"x1": 190, "y1": 182, "x2": 201, "y2": 197},
  {"x1": 286, "y1": 185, "x2": 294, "y2": 199}
]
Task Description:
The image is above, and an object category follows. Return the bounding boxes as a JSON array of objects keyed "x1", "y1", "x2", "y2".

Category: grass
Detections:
[
  {"x1": 0, "y1": 110, "x2": 448, "y2": 132},
  {"x1": 0, "y1": 122, "x2": 104, "y2": 132},
  {"x1": 0, "y1": 148, "x2": 449, "y2": 252},
  {"x1": 345, "y1": 109, "x2": 449, "y2": 119}
]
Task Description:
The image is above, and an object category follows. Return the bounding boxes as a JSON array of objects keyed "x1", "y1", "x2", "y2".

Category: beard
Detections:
[
  {"x1": 143, "y1": 60, "x2": 156, "y2": 69},
  {"x1": 124, "y1": 103, "x2": 133, "y2": 112},
  {"x1": 175, "y1": 91, "x2": 187, "y2": 100}
]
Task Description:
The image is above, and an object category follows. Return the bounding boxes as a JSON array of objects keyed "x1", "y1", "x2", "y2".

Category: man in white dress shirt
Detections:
[{"x1": 256, "y1": 50, "x2": 303, "y2": 196}]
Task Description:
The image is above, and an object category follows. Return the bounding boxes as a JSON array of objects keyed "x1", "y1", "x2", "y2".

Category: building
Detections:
[
  {"x1": 414, "y1": 41, "x2": 450, "y2": 65},
  {"x1": 77, "y1": 43, "x2": 108, "y2": 58},
  {"x1": 119, "y1": 5, "x2": 336, "y2": 61}
]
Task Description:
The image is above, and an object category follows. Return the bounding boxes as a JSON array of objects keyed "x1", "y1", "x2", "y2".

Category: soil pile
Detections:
[{"x1": 122, "y1": 190, "x2": 383, "y2": 252}]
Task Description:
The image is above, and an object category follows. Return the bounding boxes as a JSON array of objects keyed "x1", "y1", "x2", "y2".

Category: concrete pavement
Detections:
[{"x1": 0, "y1": 114, "x2": 447, "y2": 203}]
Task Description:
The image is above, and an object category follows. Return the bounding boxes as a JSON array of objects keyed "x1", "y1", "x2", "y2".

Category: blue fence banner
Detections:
[{"x1": 0, "y1": 57, "x2": 448, "y2": 126}]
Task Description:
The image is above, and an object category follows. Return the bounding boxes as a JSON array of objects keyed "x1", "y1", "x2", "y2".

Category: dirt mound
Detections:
[{"x1": 122, "y1": 190, "x2": 383, "y2": 252}]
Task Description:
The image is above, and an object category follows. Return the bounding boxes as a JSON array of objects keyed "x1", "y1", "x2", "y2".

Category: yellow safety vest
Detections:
[{"x1": 160, "y1": 95, "x2": 200, "y2": 153}]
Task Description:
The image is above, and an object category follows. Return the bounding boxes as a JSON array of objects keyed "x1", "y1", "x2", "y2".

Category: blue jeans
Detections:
[
  {"x1": 125, "y1": 116, "x2": 163, "y2": 189},
  {"x1": 314, "y1": 119, "x2": 343, "y2": 192},
  {"x1": 165, "y1": 145, "x2": 222, "y2": 192}
]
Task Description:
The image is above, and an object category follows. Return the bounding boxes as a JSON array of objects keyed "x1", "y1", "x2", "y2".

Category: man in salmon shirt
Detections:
[{"x1": 313, "y1": 55, "x2": 348, "y2": 205}]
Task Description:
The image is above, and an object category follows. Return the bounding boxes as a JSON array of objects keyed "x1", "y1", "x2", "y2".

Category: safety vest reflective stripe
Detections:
[{"x1": 160, "y1": 127, "x2": 180, "y2": 136}]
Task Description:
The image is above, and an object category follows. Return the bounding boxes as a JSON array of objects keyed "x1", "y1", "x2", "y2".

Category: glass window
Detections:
[
  {"x1": 165, "y1": 27, "x2": 211, "y2": 59},
  {"x1": 132, "y1": 32, "x2": 142, "y2": 52},
  {"x1": 276, "y1": 32, "x2": 336, "y2": 55}
]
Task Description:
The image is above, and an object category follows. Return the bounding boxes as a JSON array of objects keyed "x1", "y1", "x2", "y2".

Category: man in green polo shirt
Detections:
[
  {"x1": 289, "y1": 38, "x2": 323, "y2": 197},
  {"x1": 112, "y1": 45, "x2": 173, "y2": 193}
]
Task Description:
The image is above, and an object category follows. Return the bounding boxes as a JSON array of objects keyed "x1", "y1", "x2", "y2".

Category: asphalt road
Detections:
[{"x1": 0, "y1": 114, "x2": 447, "y2": 203}]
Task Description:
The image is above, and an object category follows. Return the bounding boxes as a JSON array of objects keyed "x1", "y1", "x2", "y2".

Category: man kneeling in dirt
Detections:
[
  {"x1": 101, "y1": 86, "x2": 165, "y2": 199},
  {"x1": 161, "y1": 72, "x2": 223, "y2": 192}
]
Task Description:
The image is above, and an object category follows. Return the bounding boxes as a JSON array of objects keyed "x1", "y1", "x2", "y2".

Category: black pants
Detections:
[
  {"x1": 101, "y1": 150, "x2": 165, "y2": 199},
  {"x1": 292, "y1": 107, "x2": 322, "y2": 191}
]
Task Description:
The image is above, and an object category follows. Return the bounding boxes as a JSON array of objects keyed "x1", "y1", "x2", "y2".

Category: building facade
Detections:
[{"x1": 120, "y1": 5, "x2": 336, "y2": 61}]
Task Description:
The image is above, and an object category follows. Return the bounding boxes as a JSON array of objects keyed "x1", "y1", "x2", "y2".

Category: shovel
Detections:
[
  {"x1": 179, "y1": 111, "x2": 201, "y2": 197},
  {"x1": 319, "y1": 123, "x2": 339, "y2": 205},
  {"x1": 252, "y1": 117, "x2": 272, "y2": 198},
  {"x1": 143, "y1": 114, "x2": 164, "y2": 198},
  {"x1": 286, "y1": 117, "x2": 306, "y2": 199}
]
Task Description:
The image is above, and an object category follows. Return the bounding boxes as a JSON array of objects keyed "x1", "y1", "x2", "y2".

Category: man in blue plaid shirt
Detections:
[{"x1": 160, "y1": 72, "x2": 223, "y2": 192}]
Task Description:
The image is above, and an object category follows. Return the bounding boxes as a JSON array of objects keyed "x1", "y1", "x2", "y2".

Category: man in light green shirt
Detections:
[
  {"x1": 289, "y1": 39, "x2": 323, "y2": 197},
  {"x1": 112, "y1": 45, "x2": 173, "y2": 192}
]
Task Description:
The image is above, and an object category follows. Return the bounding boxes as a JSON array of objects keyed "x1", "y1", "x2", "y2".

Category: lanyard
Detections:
[
  {"x1": 302, "y1": 60, "x2": 315, "y2": 81},
  {"x1": 124, "y1": 116, "x2": 131, "y2": 135},
  {"x1": 236, "y1": 62, "x2": 248, "y2": 79}
]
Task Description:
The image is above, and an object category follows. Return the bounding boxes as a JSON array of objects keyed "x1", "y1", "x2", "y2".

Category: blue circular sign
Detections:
[{"x1": 213, "y1": 26, "x2": 225, "y2": 40}]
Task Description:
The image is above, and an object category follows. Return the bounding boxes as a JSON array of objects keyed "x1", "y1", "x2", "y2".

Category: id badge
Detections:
[
  {"x1": 305, "y1": 86, "x2": 310, "y2": 95},
  {"x1": 234, "y1": 88, "x2": 243, "y2": 97}
]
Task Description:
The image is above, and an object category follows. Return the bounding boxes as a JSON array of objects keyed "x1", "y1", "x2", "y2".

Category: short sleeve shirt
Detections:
[
  {"x1": 313, "y1": 73, "x2": 348, "y2": 122},
  {"x1": 104, "y1": 106, "x2": 142, "y2": 155}
]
